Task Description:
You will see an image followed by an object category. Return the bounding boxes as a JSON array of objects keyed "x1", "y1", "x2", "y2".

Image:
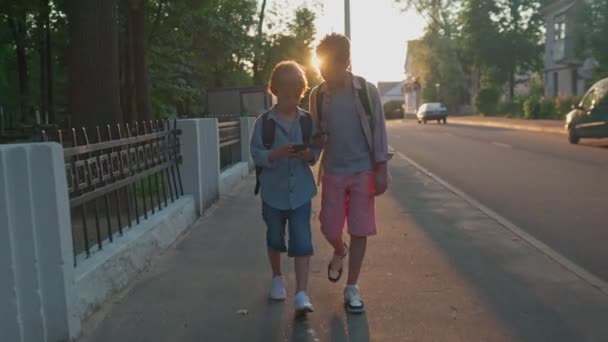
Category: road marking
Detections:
[
  {"x1": 391, "y1": 147, "x2": 608, "y2": 297},
  {"x1": 492, "y1": 142, "x2": 512, "y2": 148}
]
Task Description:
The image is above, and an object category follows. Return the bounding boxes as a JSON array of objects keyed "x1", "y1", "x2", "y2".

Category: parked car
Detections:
[
  {"x1": 565, "y1": 78, "x2": 608, "y2": 144},
  {"x1": 417, "y1": 103, "x2": 448, "y2": 124}
]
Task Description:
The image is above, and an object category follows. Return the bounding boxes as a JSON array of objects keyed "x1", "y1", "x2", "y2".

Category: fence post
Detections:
[
  {"x1": 0, "y1": 143, "x2": 79, "y2": 342},
  {"x1": 178, "y1": 118, "x2": 220, "y2": 214},
  {"x1": 240, "y1": 116, "x2": 256, "y2": 171}
]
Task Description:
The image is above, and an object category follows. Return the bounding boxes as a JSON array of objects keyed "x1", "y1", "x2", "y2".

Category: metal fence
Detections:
[
  {"x1": 216, "y1": 115, "x2": 241, "y2": 170},
  {"x1": 44, "y1": 120, "x2": 183, "y2": 264}
]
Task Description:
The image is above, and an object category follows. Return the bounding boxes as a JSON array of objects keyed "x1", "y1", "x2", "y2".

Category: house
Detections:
[
  {"x1": 541, "y1": 0, "x2": 596, "y2": 98},
  {"x1": 377, "y1": 81, "x2": 405, "y2": 105}
]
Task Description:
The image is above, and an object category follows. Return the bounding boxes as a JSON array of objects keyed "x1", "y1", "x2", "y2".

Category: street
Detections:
[{"x1": 388, "y1": 120, "x2": 608, "y2": 281}]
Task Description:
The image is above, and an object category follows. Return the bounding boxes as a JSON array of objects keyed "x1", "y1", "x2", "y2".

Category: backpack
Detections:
[
  {"x1": 254, "y1": 110, "x2": 313, "y2": 195},
  {"x1": 315, "y1": 76, "x2": 375, "y2": 132}
]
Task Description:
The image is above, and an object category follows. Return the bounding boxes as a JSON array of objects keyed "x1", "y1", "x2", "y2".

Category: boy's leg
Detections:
[
  {"x1": 294, "y1": 257, "x2": 310, "y2": 293},
  {"x1": 346, "y1": 171, "x2": 376, "y2": 285},
  {"x1": 347, "y1": 236, "x2": 367, "y2": 286},
  {"x1": 320, "y1": 173, "x2": 348, "y2": 255},
  {"x1": 262, "y1": 202, "x2": 288, "y2": 276},
  {"x1": 287, "y1": 202, "x2": 314, "y2": 293}
]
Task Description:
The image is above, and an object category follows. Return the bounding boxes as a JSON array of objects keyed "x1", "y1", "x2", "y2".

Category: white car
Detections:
[{"x1": 417, "y1": 103, "x2": 448, "y2": 124}]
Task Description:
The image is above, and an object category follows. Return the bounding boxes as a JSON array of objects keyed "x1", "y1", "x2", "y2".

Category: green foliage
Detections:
[
  {"x1": 0, "y1": 0, "x2": 320, "y2": 128},
  {"x1": 574, "y1": 0, "x2": 608, "y2": 82},
  {"x1": 496, "y1": 98, "x2": 524, "y2": 117},
  {"x1": 474, "y1": 87, "x2": 500, "y2": 115},
  {"x1": 408, "y1": 25, "x2": 467, "y2": 109},
  {"x1": 383, "y1": 101, "x2": 404, "y2": 114}
]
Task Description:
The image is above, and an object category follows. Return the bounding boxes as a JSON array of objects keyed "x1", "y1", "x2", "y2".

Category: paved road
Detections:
[{"x1": 388, "y1": 120, "x2": 608, "y2": 281}]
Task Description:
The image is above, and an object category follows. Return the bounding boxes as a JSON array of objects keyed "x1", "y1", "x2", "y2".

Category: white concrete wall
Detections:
[
  {"x1": 178, "y1": 119, "x2": 220, "y2": 214},
  {"x1": 240, "y1": 117, "x2": 255, "y2": 171},
  {"x1": 0, "y1": 143, "x2": 78, "y2": 342},
  {"x1": 0, "y1": 116, "x2": 255, "y2": 341},
  {"x1": 74, "y1": 196, "x2": 196, "y2": 322}
]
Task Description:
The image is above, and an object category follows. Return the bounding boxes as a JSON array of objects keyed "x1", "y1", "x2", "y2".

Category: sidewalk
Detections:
[
  {"x1": 448, "y1": 116, "x2": 565, "y2": 135},
  {"x1": 79, "y1": 158, "x2": 608, "y2": 341}
]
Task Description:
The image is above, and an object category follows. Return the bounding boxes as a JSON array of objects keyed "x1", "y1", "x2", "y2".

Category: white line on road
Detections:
[
  {"x1": 491, "y1": 142, "x2": 512, "y2": 148},
  {"x1": 391, "y1": 147, "x2": 608, "y2": 297}
]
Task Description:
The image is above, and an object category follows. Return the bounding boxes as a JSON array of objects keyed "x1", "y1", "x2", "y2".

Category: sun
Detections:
[{"x1": 311, "y1": 54, "x2": 322, "y2": 74}]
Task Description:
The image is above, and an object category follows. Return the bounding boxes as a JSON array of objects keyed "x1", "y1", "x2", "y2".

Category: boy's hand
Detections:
[
  {"x1": 269, "y1": 144, "x2": 294, "y2": 162},
  {"x1": 295, "y1": 148, "x2": 314, "y2": 162},
  {"x1": 374, "y1": 162, "x2": 389, "y2": 196}
]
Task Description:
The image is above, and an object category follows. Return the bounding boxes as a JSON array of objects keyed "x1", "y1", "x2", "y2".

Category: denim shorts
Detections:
[{"x1": 262, "y1": 201, "x2": 313, "y2": 257}]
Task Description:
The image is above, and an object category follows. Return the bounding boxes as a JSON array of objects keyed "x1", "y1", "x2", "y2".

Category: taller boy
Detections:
[{"x1": 310, "y1": 33, "x2": 392, "y2": 314}]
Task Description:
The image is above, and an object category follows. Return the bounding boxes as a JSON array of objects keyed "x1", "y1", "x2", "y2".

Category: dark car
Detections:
[
  {"x1": 417, "y1": 102, "x2": 448, "y2": 124},
  {"x1": 566, "y1": 78, "x2": 608, "y2": 144}
]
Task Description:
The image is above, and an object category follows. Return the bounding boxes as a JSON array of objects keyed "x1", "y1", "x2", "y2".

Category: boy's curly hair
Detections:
[
  {"x1": 316, "y1": 33, "x2": 351, "y2": 64},
  {"x1": 268, "y1": 61, "x2": 308, "y2": 98}
]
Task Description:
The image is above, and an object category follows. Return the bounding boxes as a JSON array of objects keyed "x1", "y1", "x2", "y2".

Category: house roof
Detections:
[
  {"x1": 378, "y1": 82, "x2": 402, "y2": 97},
  {"x1": 540, "y1": 0, "x2": 577, "y2": 15}
]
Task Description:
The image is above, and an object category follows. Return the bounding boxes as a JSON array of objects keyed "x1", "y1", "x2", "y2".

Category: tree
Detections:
[
  {"x1": 395, "y1": 0, "x2": 461, "y2": 38},
  {"x1": 67, "y1": 0, "x2": 123, "y2": 128},
  {"x1": 493, "y1": 0, "x2": 543, "y2": 99},
  {"x1": 252, "y1": 0, "x2": 268, "y2": 85},
  {"x1": 119, "y1": 0, "x2": 152, "y2": 123},
  {"x1": 575, "y1": 0, "x2": 608, "y2": 82}
]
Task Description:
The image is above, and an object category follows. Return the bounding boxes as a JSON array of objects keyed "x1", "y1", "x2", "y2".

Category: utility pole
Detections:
[{"x1": 344, "y1": 0, "x2": 351, "y2": 39}]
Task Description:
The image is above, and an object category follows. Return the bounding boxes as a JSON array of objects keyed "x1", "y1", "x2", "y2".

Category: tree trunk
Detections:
[
  {"x1": 120, "y1": 0, "x2": 137, "y2": 123},
  {"x1": 509, "y1": 69, "x2": 515, "y2": 101},
  {"x1": 252, "y1": 0, "x2": 267, "y2": 85},
  {"x1": 67, "y1": 0, "x2": 123, "y2": 129},
  {"x1": 45, "y1": 3, "x2": 55, "y2": 124},
  {"x1": 39, "y1": 1, "x2": 49, "y2": 124},
  {"x1": 9, "y1": 16, "x2": 30, "y2": 123},
  {"x1": 130, "y1": 0, "x2": 152, "y2": 121}
]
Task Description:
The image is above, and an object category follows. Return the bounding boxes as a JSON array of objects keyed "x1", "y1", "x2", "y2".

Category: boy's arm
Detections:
[
  {"x1": 250, "y1": 118, "x2": 275, "y2": 168},
  {"x1": 369, "y1": 82, "x2": 392, "y2": 165}
]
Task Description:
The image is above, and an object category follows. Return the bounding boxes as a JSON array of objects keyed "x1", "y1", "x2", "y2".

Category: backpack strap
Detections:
[
  {"x1": 355, "y1": 76, "x2": 375, "y2": 132},
  {"x1": 315, "y1": 84, "x2": 325, "y2": 130},
  {"x1": 255, "y1": 112, "x2": 275, "y2": 195},
  {"x1": 261, "y1": 112, "x2": 275, "y2": 149},
  {"x1": 299, "y1": 110, "x2": 313, "y2": 144}
]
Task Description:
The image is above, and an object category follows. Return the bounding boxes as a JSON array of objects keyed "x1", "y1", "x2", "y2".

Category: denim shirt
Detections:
[{"x1": 250, "y1": 107, "x2": 321, "y2": 210}]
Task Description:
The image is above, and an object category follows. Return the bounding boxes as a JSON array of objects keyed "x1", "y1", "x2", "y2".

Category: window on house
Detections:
[{"x1": 554, "y1": 14, "x2": 566, "y2": 42}]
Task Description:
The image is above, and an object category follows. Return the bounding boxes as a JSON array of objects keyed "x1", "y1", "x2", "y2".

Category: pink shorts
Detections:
[{"x1": 320, "y1": 171, "x2": 377, "y2": 239}]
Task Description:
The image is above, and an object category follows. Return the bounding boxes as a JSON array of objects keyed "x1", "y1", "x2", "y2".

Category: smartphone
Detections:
[{"x1": 292, "y1": 144, "x2": 309, "y2": 152}]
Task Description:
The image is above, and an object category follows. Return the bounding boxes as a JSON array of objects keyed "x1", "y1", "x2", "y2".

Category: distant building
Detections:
[
  {"x1": 377, "y1": 81, "x2": 405, "y2": 105},
  {"x1": 541, "y1": 0, "x2": 597, "y2": 98}
]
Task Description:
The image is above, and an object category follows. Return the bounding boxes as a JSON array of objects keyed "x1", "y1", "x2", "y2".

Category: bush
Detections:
[
  {"x1": 474, "y1": 88, "x2": 501, "y2": 115},
  {"x1": 383, "y1": 101, "x2": 404, "y2": 120},
  {"x1": 554, "y1": 96, "x2": 580, "y2": 119},
  {"x1": 496, "y1": 98, "x2": 524, "y2": 117},
  {"x1": 523, "y1": 96, "x2": 541, "y2": 119}
]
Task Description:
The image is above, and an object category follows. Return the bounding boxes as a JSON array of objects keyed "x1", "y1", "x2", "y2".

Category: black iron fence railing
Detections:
[
  {"x1": 48, "y1": 120, "x2": 183, "y2": 265},
  {"x1": 218, "y1": 118, "x2": 241, "y2": 171}
]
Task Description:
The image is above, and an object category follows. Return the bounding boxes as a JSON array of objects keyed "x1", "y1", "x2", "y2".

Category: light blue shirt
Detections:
[
  {"x1": 250, "y1": 107, "x2": 320, "y2": 210},
  {"x1": 324, "y1": 88, "x2": 373, "y2": 174}
]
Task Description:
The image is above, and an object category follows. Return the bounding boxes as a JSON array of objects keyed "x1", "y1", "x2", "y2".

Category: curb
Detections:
[{"x1": 448, "y1": 119, "x2": 566, "y2": 135}]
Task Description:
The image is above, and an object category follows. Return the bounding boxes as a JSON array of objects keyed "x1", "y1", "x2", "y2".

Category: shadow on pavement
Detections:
[
  {"x1": 327, "y1": 314, "x2": 370, "y2": 342},
  {"x1": 386, "y1": 163, "x2": 608, "y2": 342}
]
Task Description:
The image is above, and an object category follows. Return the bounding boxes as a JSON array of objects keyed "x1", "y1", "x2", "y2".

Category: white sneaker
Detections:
[
  {"x1": 294, "y1": 291, "x2": 314, "y2": 314},
  {"x1": 269, "y1": 276, "x2": 286, "y2": 301},
  {"x1": 344, "y1": 285, "x2": 365, "y2": 314}
]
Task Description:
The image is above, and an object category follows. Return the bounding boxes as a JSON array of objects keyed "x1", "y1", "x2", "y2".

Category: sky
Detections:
[{"x1": 272, "y1": 0, "x2": 427, "y2": 84}]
